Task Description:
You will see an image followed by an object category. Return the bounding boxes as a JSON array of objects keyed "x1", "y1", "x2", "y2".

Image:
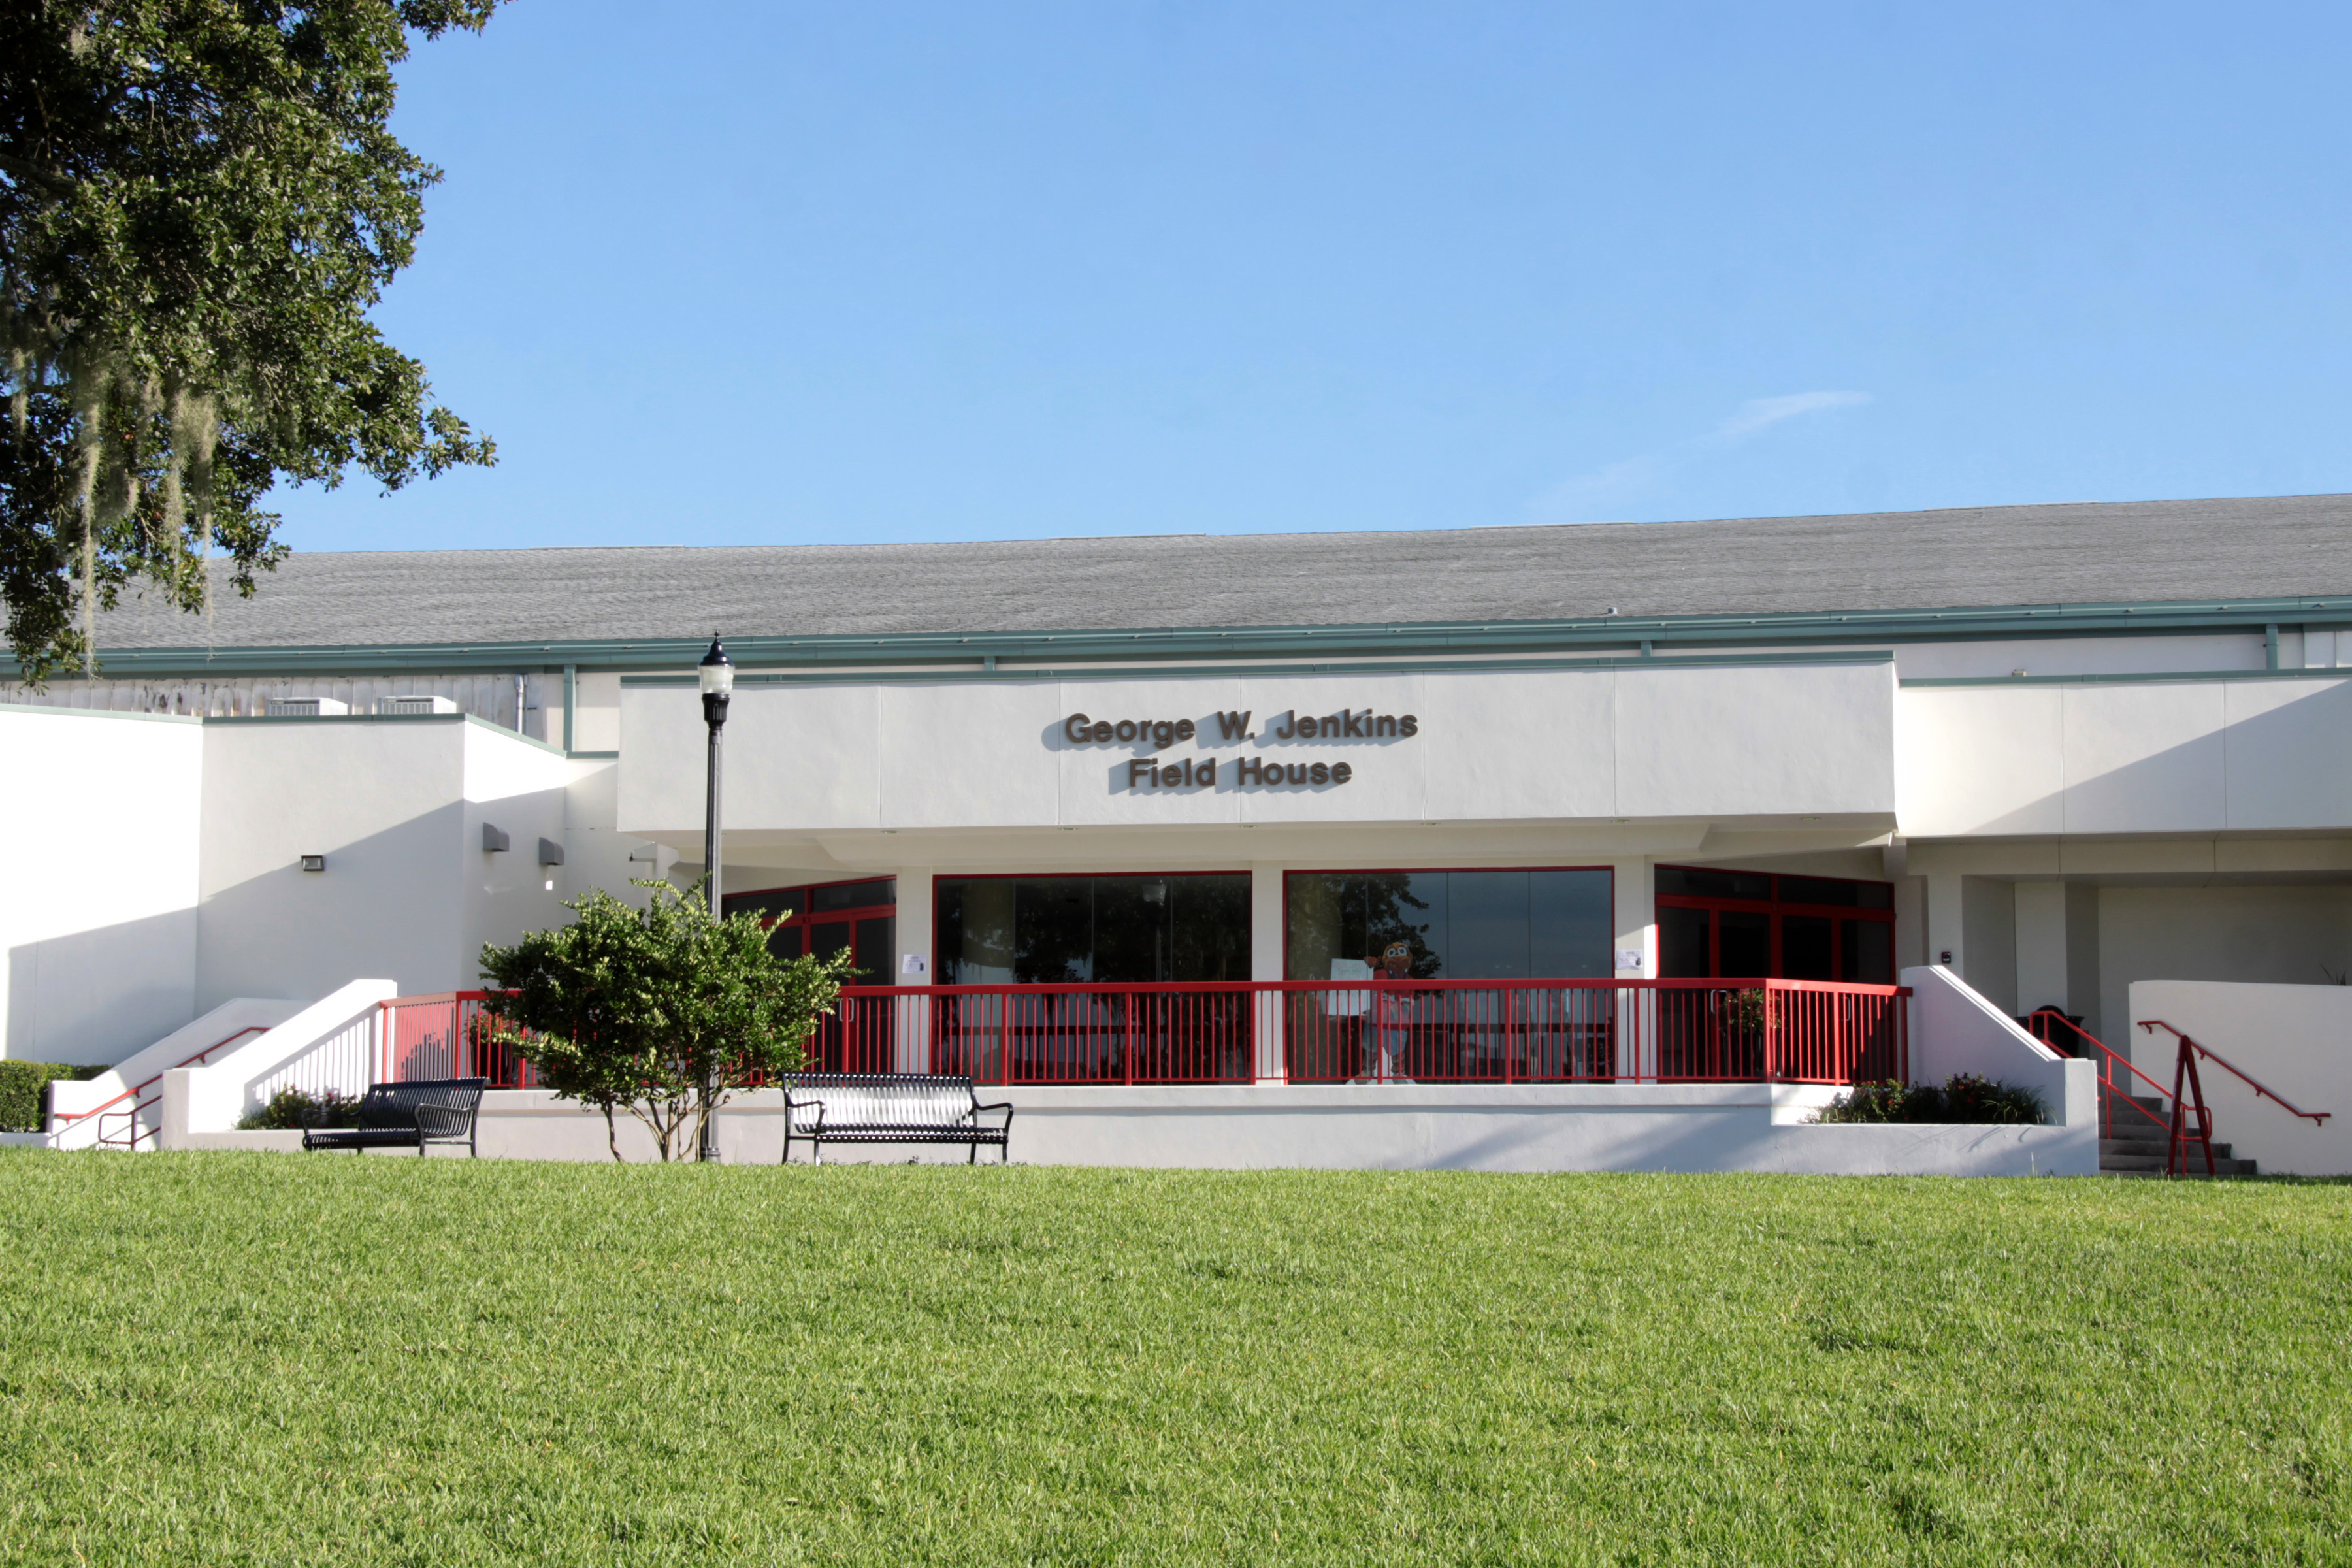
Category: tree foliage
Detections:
[
  {"x1": 480, "y1": 881, "x2": 855, "y2": 1162},
  {"x1": 0, "y1": 0, "x2": 500, "y2": 681}
]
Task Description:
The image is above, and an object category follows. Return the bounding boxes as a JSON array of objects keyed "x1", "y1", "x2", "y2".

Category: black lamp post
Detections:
[{"x1": 697, "y1": 635, "x2": 733, "y2": 1163}]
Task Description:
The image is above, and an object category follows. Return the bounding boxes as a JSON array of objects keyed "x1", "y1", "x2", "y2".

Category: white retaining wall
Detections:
[
  {"x1": 1904, "y1": 962, "x2": 2097, "y2": 1151},
  {"x1": 46, "y1": 998, "x2": 301, "y2": 1149},
  {"x1": 264, "y1": 1082, "x2": 2093, "y2": 1175},
  {"x1": 158, "y1": 980, "x2": 397, "y2": 1141}
]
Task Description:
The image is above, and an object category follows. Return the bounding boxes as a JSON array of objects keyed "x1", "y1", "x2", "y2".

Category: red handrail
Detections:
[
  {"x1": 2022, "y1": 1009, "x2": 2177, "y2": 1138},
  {"x1": 49, "y1": 1025, "x2": 271, "y2": 1149},
  {"x1": 2138, "y1": 1020, "x2": 2333, "y2": 1125}
]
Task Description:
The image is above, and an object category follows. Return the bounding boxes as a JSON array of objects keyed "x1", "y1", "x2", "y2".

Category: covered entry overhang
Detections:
[{"x1": 614, "y1": 653, "x2": 1899, "y2": 843}]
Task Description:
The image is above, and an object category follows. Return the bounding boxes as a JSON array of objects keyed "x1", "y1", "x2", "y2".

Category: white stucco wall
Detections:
[
  {"x1": 2098, "y1": 885, "x2": 2352, "y2": 1066},
  {"x1": 617, "y1": 660, "x2": 1900, "y2": 838},
  {"x1": 1898, "y1": 676, "x2": 2352, "y2": 838},
  {"x1": 459, "y1": 721, "x2": 578, "y2": 983},
  {"x1": 1903, "y1": 963, "x2": 2095, "y2": 1156},
  {"x1": 0, "y1": 706, "x2": 203, "y2": 1064},
  {"x1": 197, "y1": 717, "x2": 640, "y2": 1007},
  {"x1": 197, "y1": 718, "x2": 469, "y2": 1005},
  {"x1": 2128, "y1": 979, "x2": 2352, "y2": 1175}
]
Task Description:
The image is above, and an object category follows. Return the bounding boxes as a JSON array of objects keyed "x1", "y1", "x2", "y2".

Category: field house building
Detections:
[{"x1": 6, "y1": 494, "x2": 2349, "y2": 1174}]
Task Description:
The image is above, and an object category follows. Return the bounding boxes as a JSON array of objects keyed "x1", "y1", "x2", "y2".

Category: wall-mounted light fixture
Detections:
[
  {"x1": 537, "y1": 838, "x2": 564, "y2": 866},
  {"x1": 482, "y1": 823, "x2": 511, "y2": 853},
  {"x1": 299, "y1": 855, "x2": 326, "y2": 873}
]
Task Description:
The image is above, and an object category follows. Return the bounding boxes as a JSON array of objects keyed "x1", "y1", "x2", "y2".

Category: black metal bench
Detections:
[
  {"x1": 781, "y1": 1073, "x2": 1013, "y2": 1164},
  {"x1": 300, "y1": 1078, "x2": 488, "y2": 1158}
]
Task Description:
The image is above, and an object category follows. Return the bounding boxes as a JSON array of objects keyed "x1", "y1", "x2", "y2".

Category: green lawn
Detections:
[{"x1": 1, "y1": 1154, "x2": 2346, "y2": 1566}]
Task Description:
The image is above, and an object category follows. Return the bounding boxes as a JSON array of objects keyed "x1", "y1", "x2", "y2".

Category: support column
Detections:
[
  {"x1": 1251, "y1": 864, "x2": 1286, "y2": 1082},
  {"x1": 894, "y1": 868, "x2": 934, "y2": 980},
  {"x1": 1609, "y1": 857, "x2": 1654, "y2": 1081},
  {"x1": 893, "y1": 867, "x2": 934, "y2": 1073},
  {"x1": 2014, "y1": 881, "x2": 2068, "y2": 1016}
]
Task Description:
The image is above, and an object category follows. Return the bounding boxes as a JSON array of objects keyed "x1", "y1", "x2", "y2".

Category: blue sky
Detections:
[{"x1": 274, "y1": 1, "x2": 2352, "y2": 551}]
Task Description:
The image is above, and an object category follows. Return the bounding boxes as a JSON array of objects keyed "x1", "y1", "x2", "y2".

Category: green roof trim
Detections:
[
  {"x1": 621, "y1": 649, "x2": 1897, "y2": 687},
  {"x1": 63, "y1": 593, "x2": 2340, "y2": 679},
  {"x1": 1901, "y1": 668, "x2": 2352, "y2": 688}
]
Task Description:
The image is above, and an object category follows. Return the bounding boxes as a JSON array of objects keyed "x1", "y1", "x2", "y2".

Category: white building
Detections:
[{"x1": 7, "y1": 494, "x2": 2349, "y2": 1172}]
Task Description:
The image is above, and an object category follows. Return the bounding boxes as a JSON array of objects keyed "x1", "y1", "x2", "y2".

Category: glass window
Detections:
[
  {"x1": 1654, "y1": 865, "x2": 1897, "y2": 980},
  {"x1": 1284, "y1": 869, "x2": 1612, "y2": 980},
  {"x1": 1654, "y1": 866, "x2": 1771, "y2": 902},
  {"x1": 1842, "y1": 919, "x2": 1895, "y2": 983},
  {"x1": 935, "y1": 874, "x2": 1249, "y2": 985},
  {"x1": 812, "y1": 877, "x2": 896, "y2": 912},
  {"x1": 1718, "y1": 910, "x2": 1771, "y2": 978},
  {"x1": 1778, "y1": 876, "x2": 1861, "y2": 908},
  {"x1": 721, "y1": 888, "x2": 802, "y2": 923},
  {"x1": 1658, "y1": 905, "x2": 1710, "y2": 978},
  {"x1": 1781, "y1": 915, "x2": 1835, "y2": 980}
]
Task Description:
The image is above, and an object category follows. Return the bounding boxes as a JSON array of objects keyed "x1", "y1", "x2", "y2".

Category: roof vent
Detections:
[
  {"x1": 376, "y1": 694, "x2": 457, "y2": 715},
  {"x1": 263, "y1": 698, "x2": 348, "y2": 717}
]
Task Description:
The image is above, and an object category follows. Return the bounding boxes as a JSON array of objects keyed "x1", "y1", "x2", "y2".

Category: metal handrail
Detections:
[
  {"x1": 49, "y1": 1026, "x2": 270, "y2": 1149},
  {"x1": 2021, "y1": 1009, "x2": 2178, "y2": 1136},
  {"x1": 2137, "y1": 1019, "x2": 2333, "y2": 1125}
]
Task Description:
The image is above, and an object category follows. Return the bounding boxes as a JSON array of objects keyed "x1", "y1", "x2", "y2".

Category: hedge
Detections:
[{"x1": 0, "y1": 1062, "x2": 110, "y2": 1134}]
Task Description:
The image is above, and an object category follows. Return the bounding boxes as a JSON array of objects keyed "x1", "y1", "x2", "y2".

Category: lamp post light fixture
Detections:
[{"x1": 697, "y1": 634, "x2": 734, "y2": 1163}]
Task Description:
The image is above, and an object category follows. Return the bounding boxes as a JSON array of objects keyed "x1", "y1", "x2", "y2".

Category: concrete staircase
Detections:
[{"x1": 2100, "y1": 1094, "x2": 2259, "y2": 1176}]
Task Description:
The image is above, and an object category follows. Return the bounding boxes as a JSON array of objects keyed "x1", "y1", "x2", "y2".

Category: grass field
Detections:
[{"x1": 1, "y1": 1154, "x2": 2347, "y2": 1566}]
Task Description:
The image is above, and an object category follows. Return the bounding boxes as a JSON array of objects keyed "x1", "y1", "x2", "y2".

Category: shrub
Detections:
[
  {"x1": 0, "y1": 1062, "x2": 108, "y2": 1134},
  {"x1": 1810, "y1": 1080, "x2": 1919, "y2": 1124},
  {"x1": 237, "y1": 1088, "x2": 363, "y2": 1132},
  {"x1": 1811, "y1": 1075, "x2": 2046, "y2": 1126},
  {"x1": 1939, "y1": 1073, "x2": 2046, "y2": 1125}
]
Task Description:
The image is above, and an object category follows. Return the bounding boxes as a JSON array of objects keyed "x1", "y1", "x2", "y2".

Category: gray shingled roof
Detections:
[{"x1": 92, "y1": 493, "x2": 2352, "y2": 649}]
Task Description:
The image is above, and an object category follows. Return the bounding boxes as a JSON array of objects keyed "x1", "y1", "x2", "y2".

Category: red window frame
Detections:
[
  {"x1": 1280, "y1": 865, "x2": 1617, "y2": 980},
  {"x1": 725, "y1": 876, "x2": 898, "y2": 961},
  {"x1": 1652, "y1": 865, "x2": 1895, "y2": 981}
]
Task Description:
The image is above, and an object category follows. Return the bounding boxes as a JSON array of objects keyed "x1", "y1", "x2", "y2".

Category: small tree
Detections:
[{"x1": 479, "y1": 880, "x2": 852, "y2": 1162}]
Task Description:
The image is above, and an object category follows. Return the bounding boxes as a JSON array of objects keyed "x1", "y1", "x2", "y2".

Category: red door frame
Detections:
[{"x1": 1653, "y1": 866, "x2": 1895, "y2": 981}]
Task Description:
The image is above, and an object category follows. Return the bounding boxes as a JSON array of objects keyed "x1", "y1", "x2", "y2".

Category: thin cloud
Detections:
[
  {"x1": 1714, "y1": 390, "x2": 1873, "y2": 442},
  {"x1": 1529, "y1": 389, "x2": 1875, "y2": 521}
]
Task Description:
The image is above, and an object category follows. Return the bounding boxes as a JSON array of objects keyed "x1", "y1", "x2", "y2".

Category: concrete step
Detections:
[
  {"x1": 2099, "y1": 1152, "x2": 2259, "y2": 1175},
  {"x1": 2102, "y1": 1138, "x2": 2234, "y2": 1159}
]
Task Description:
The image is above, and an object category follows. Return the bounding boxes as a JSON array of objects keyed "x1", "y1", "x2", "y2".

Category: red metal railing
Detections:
[
  {"x1": 2013, "y1": 1011, "x2": 2173, "y2": 1147},
  {"x1": 2028, "y1": 1009, "x2": 2333, "y2": 1176},
  {"x1": 2136, "y1": 1020, "x2": 2332, "y2": 1126},
  {"x1": 378, "y1": 992, "x2": 536, "y2": 1086},
  {"x1": 809, "y1": 978, "x2": 1908, "y2": 1086},
  {"x1": 368, "y1": 979, "x2": 1907, "y2": 1090}
]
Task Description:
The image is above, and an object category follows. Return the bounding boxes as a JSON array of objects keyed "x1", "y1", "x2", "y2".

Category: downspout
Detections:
[
  {"x1": 563, "y1": 664, "x2": 576, "y2": 754},
  {"x1": 2266, "y1": 624, "x2": 2279, "y2": 671}
]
